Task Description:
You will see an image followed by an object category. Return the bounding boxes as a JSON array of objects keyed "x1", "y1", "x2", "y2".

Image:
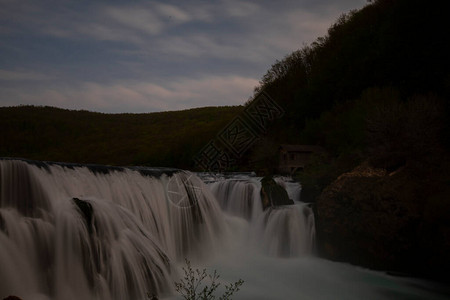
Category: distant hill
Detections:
[{"x1": 0, "y1": 105, "x2": 243, "y2": 168}]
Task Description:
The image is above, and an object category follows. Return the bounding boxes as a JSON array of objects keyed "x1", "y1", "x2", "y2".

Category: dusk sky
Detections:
[{"x1": 0, "y1": 0, "x2": 367, "y2": 113}]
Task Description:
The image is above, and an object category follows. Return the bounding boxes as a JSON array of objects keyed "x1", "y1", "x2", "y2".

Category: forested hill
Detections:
[
  {"x1": 247, "y1": 0, "x2": 450, "y2": 174},
  {"x1": 0, "y1": 105, "x2": 242, "y2": 168},
  {"x1": 253, "y1": 0, "x2": 449, "y2": 139}
]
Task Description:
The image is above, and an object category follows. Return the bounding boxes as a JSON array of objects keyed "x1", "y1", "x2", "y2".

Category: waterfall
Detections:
[
  {"x1": 2, "y1": 159, "x2": 442, "y2": 300},
  {"x1": 0, "y1": 159, "x2": 225, "y2": 300},
  {"x1": 251, "y1": 205, "x2": 315, "y2": 257},
  {"x1": 206, "y1": 174, "x2": 315, "y2": 257},
  {"x1": 209, "y1": 179, "x2": 263, "y2": 220}
]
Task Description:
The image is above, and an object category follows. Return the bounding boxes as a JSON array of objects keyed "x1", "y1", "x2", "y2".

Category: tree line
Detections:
[{"x1": 0, "y1": 105, "x2": 242, "y2": 168}]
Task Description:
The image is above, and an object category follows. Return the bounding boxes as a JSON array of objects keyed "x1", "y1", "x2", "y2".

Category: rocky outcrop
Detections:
[
  {"x1": 315, "y1": 162, "x2": 450, "y2": 280},
  {"x1": 260, "y1": 176, "x2": 294, "y2": 210},
  {"x1": 72, "y1": 197, "x2": 94, "y2": 233}
]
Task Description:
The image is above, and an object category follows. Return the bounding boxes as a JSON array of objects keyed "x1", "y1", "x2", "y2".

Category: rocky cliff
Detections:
[{"x1": 315, "y1": 162, "x2": 450, "y2": 280}]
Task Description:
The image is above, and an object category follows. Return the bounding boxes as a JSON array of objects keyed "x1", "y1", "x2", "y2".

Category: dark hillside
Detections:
[
  {"x1": 249, "y1": 0, "x2": 449, "y2": 146},
  {"x1": 0, "y1": 105, "x2": 242, "y2": 168}
]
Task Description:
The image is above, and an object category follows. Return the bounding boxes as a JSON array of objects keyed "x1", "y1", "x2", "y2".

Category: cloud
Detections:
[
  {"x1": 167, "y1": 75, "x2": 259, "y2": 108},
  {"x1": 0, "y1": 69, "x2": 52, "y2": 81},
  {"x1": 1, "y1": 1, "x2": 365, "y2": 63},
  {"x1": 105, "y1": 6, "x2": 164, "y2": 36},
  {"x1": 0, "y1": 75, "x2": 258, "y2": 113},
  {"x1": 0, "y1": 0, "x2": 368, "y2": 113},
  {"x1": 220, "y1": 0, "x2": 261, "y2": 18},
  {"x1": 156, "y1": 3, "x2": 192, "y2": 23},
  {"x1": 155, "y1": 34, "x2": 263, "y2": 62}
]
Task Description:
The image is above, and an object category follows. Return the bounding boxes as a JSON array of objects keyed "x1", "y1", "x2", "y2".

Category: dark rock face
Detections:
[
  {"x1": 260, "y1": 176, "x2": 294, "y2": 210},
  {"x1": 315, "y1": 163, "x2": 450, "y2": 280},
  {"x1": 73, "y1": 197, "x2": 94, "y2": 233}
]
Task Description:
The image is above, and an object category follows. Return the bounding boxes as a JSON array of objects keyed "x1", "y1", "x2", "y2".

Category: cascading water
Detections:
[
  {"x1": 209, "y1": 179, "x2": 263, "y2": 221},
  {"x1": 208, "y1": 176, "x2": 315, "y2": 257},
  {"x1": 0, "y1": 159, "x2": 225, "y2": 300},
  {"x1": 1, "y1": 159, "x2": 449, "y2": 300}
]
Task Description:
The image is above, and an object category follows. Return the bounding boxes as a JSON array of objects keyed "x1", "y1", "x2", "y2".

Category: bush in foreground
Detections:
[{"x1": 174, "y1": 259, "x2": 244, "y2": 300}]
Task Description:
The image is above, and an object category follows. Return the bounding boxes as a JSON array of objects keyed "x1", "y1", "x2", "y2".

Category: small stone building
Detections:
[{"x1": 278, "y1": 144, "x2": 325, "y2": 174}]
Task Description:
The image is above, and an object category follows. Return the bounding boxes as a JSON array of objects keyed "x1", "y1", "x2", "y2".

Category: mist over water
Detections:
[{"x1": 0, "y1": 159, "x2": 448, "y2": 299}]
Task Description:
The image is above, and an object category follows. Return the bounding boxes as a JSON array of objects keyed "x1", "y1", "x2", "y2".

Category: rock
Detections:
[
  {"x1": 260, "y1": 176, "x2": 294, "y2": 210},
  {"x1": 72, "y1": 197, "x2": 94, "y2": 233},
  {"x1": 315, "y1": 162, "x2": 450, "y2": 280}
]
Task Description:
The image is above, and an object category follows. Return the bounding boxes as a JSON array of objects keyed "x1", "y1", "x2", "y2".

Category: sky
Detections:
[{"x1": 0, "y1": 0, "x2": 367, "y2": 113}]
